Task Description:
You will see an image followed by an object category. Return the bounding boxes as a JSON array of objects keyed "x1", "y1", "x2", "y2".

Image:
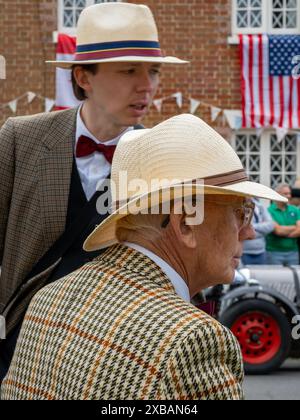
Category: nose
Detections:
[
  {"x1": 239, "y1": 224, "x2": 256, "y2": 241},
  {"x1": 136, "y1": 68, "x2": 157, "y2": 94}
]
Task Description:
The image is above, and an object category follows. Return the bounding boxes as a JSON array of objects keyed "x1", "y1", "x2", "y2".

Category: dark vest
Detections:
[{"x1": 48, "y1": 160, "x2": 109, "y2": 282}]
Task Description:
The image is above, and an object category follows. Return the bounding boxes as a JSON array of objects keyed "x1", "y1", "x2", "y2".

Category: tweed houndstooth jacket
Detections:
[
  {"x1": 1, "y1": 244, "x2": 245, "y2": 400},
  {"x1": 0, "y1": 108, "x2": 78, "y2": 332}
]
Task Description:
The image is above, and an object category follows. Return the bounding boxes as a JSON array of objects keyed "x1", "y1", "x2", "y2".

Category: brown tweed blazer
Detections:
[
  {"x1": 1, "y1": 245, "x2": 245, "y2": 400},
  {"x1": 0, "y1": 108, "x2": 78, "y2": 331}
]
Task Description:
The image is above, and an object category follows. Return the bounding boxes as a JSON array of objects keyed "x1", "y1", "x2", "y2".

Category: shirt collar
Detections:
[
  {"x1": 124, "y1": 242, "x2": 191, "y2": 303},
  {"x1": 76, "y1": 105, "x2": 133, "y2": 147}
]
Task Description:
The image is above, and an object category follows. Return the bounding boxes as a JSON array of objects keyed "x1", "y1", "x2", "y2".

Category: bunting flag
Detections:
[
  {"x1": 240, "y1": 34, "x2": 300, "y2": 129},
  {"x1": 190, "y1": 98, "x2": 201, "y2": 115},
  {"x1": 172, "y1": 92, "x2": 183, "y2": 108},
  {"x1": 153, "y1": 98, "x2": 163, "y2": 113},
  {"x1": 45, "y1": 98, "x2": 55, "y2": 113},
  {"x1": 224, "y1": 110, "x2": 243, "y2": 130},
  {"x1": 27, "y1": 91, "x2": 36, "y2": 104},
  {"x1": 211, "y1": 106, "x2": 222, "y2": 122},
  {"x1": 8, "y1": 100, "x2": 17, "y2": 114},
  {"x1": 55, "y1": 33, "x2": 82, "y2": 110}
]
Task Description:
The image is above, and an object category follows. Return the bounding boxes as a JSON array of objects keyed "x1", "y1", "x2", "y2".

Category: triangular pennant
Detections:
[
  {"x1": 45, "y1": 98, "x2": 55, "y2": 113},
  {"x1": 27, "y1": 91, "x2": 36, "y2": 104},
  {"x1": 276, "y1": 127, "x2": 288, "y2": 143},
  {"x1": 224, "y1": 110, "x2": 243, "y2": 130},
  {"x1": 211, "y1": 106, "x2": 222, "y2": 122},
  {"x1": 8, "y1": 99, "x2": 17, "y2": 113},
  {"x1": 190, "y1": 98, "x2": 201, "y2": 115},
  {"x1": 172, "y1": 92, "x2": 183, "y2": 108},
  {"x1": 153, "y1": 98, "x2": 163, "y2": 113}
]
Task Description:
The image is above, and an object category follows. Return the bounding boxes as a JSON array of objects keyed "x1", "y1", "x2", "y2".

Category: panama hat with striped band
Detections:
[
  {"x1": 83, "y1": 114, "x2": 287, "y2": 252},
  {"x1": 47, "y1": 2, "x2": 188, "y2": 68}
]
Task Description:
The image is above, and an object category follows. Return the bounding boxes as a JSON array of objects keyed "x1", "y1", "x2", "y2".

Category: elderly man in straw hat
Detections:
[
  {"x1": 1, "y1": 114, "x2": 286, "y2": 400},
  {"x1": 0, "y1": 3, "x2": 187, "y2": 381}
]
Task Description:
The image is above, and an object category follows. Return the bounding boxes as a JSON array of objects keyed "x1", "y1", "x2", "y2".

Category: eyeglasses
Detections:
[
  {"x1": 161, "y1": 198, "x2": 255, "y2": 230},
  {"x1": 205, "y1": 198, "x2": 255, "y2": 230}
]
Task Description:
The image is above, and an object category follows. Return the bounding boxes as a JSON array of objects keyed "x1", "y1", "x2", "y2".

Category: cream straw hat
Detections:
[
  {"x1": 84, "y1": 114, "x2": 287, "y2": 252},
  {"x1": 47, "y1": 3, "x2": 188, "y2": 68}
]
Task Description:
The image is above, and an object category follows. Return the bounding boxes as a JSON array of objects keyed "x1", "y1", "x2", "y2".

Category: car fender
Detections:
[{"x1": 220, "y1": 285, "x2": 299, "y2": 319}]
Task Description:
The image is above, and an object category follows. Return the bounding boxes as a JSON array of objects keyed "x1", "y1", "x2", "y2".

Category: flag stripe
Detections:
[
  {"x1": 262, "y1": 34, "x2": 271, "y2": 127},
  {"x1": 258, "y1": 35, "x2": 265, "y2": 127},
  {"x1": 248, "y1": 35, "x2": 255, "y2": 128},
  {"x1": 240, "y1": 34, "x2": 300, "y2": 129},
  {"x1": 55, "y1": 34, "x2": 82, "y2": 109}
]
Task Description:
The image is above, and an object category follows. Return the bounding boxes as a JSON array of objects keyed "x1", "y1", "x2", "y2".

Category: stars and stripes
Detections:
[
  {"x1": 240, "y1": 34, "x2": 300, "y2": 129},
  {"x1": 55, "y1": 33, "x2": 82, "y2": 110}
]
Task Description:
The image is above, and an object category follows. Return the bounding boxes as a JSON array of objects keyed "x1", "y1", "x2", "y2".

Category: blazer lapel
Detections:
[{"x1": 38, "y1": 108, "x2": 78, "y2": 250}]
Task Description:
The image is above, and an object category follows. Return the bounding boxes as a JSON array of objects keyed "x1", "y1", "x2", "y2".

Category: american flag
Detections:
[
  {"x1": 55, "y1": 33, "x2": 81, "y2": 110},
  {"x1": 240, "y1": 35, "x2": 300, "y2": 129}
]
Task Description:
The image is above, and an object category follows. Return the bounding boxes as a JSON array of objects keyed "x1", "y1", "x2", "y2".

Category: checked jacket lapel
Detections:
[{"x1": 38, "y1": 108, "x2": 78, "y2": 250}]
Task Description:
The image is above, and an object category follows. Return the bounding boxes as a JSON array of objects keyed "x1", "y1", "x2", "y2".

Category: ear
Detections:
[
  {"x1": 73, "y1": 66, "x2": 92, "y2": 94},
  {"x1": 169, "y1": 211, "x2": 198, "y2": 249}
]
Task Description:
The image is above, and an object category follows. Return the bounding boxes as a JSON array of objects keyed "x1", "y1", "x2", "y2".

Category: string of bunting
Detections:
[
  {"x1": 153, "y1": 91, "x2": 300, "y2": 142},
  {"x1": 153, "y1": 92, "x2": 243, "y2": 130},
  {"x1": 0, "y1": 91, "x2": 55, "y2": 113}
]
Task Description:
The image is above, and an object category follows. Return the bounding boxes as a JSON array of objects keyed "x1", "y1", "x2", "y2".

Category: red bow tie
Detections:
[{"x1": 76, "y1": 135, "x2": 117, "y2": 164}]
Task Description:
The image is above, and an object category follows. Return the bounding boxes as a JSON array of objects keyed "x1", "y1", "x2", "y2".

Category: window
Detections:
[
  {"x1": 58, "y1": 0, "x2": 121, "y2": 34},
  {"x1": 232, "y1": 131, "x2": 300, "y2": 188},
  {"x1": 232, "y1": 0, "x2": 300, "y2": 34},
  {"x1": 270, "y1": 133, "x2": 298, "y2": 188},
  {"x1": 235, "y1": 133, "x2": 261, "y2": 183}
]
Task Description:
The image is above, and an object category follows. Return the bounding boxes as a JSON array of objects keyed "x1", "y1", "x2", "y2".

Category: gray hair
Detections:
[
  {"x1": 275, "y1": 183, "x2": 291, "y2": 193},
  {"x1": 116, "y1": 213, "x2": 167, "y2": 243}
]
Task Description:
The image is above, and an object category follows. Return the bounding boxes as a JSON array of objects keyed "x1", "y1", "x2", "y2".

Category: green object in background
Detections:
[{"x1": 266, "y1": 203, "x2": 300, "y2": 252}]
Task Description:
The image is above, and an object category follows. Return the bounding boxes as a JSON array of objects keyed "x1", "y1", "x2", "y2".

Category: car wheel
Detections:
[{"x1": 219, "y1": 299, "x2": 291, "y2": 375}]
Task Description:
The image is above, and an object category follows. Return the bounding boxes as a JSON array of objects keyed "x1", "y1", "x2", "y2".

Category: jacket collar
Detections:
[{"x1": 98, "y1": 244, "x2": 178, "y2": 296}]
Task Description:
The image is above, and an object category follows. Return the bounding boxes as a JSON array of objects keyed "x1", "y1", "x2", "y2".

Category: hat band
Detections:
[
  {"x1": 112, "y1": 169, "x2": 249, "y2": 211},
  {"x1": 75, "y1": 40, "x2": 162, "y2": 61}
]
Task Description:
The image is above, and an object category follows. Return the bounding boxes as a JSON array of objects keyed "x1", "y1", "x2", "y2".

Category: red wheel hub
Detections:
[{"x1": 231, "y1": 311, "x2": 282, "y2": 365}]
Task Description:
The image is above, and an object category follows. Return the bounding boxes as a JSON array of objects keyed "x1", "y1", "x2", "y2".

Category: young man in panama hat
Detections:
[
  {"x1": 2, "y1": 114, "x2": 287, "y2": 400},
  {"x1": 0, "y1": 2, "x2": 187, "y2": 381}
]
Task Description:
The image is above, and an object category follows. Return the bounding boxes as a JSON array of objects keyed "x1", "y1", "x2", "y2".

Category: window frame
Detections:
[
  {"x1": 232, "y1": 0, "x2": 300, "y2": 35},
  {"x1": 231, "y1": 129, "x2": 300, "y2": 188},
  {"x1": 57, "y1": 0, "x2": 121, "y2": 35}
]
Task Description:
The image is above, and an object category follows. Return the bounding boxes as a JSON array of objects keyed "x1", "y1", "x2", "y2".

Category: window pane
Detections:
[
  {"x1": 236, "y1": 0, "x2": 262, "y2": 29},
  {"x1": 63, "y1": 9, "x2": 74, "y2": 27},
  {"x1": 251, "y1": 0, "x2": 262, "y2": 6},
  {"x1": 287, "y1": 0, "x2": 297, "y2": 8},
  {"x1": 235, "y1": 134, "x2": 261, "y2": 181},
  {"x1": 76, "y1": 0, "x2": 86, "y2": 6},
  {"x1": 286, "y1": 10, "x2": 297, "y2": 27},
  {"x1": 273, "y1": 11, "x2": 284, "y2": 28},
  {"x1": 273, "y1": 0, "x2": 284, "y2": 8},
  {"x1": 270, "y1": 134, "x2": 298, "y2": 189},
  {"x1": 237, "y1": 10, "x2": 249, "y2": 27},
  {"x1": 251, "y1": 10, "x2": 262, "y2": 27}
]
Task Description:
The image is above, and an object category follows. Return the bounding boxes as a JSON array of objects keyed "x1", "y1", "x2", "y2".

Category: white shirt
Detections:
[
  {"x1": 75, "y1": 107, "x2": 133, "y2": 200},
  {"x1": 124, "y1": 242, "x2": 191, "y2": 303}
]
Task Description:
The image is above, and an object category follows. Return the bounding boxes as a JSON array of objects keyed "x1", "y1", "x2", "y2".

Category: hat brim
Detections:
[
  {"x1": 83, "y1": 180, "x2": 287, "y2": 252},
  {"x1": 46, "y1": 56, "x2": 189, "y2": 69}
]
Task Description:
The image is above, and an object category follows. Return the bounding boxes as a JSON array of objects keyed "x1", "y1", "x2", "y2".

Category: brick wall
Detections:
[{"x1": 0, "y1": 0, "x2": 241, "y2": 135}]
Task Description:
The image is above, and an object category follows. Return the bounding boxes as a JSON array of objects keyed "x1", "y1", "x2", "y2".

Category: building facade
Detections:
[{"x1": 0, "y1": 0, "x2": 299, "y2": 188}]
